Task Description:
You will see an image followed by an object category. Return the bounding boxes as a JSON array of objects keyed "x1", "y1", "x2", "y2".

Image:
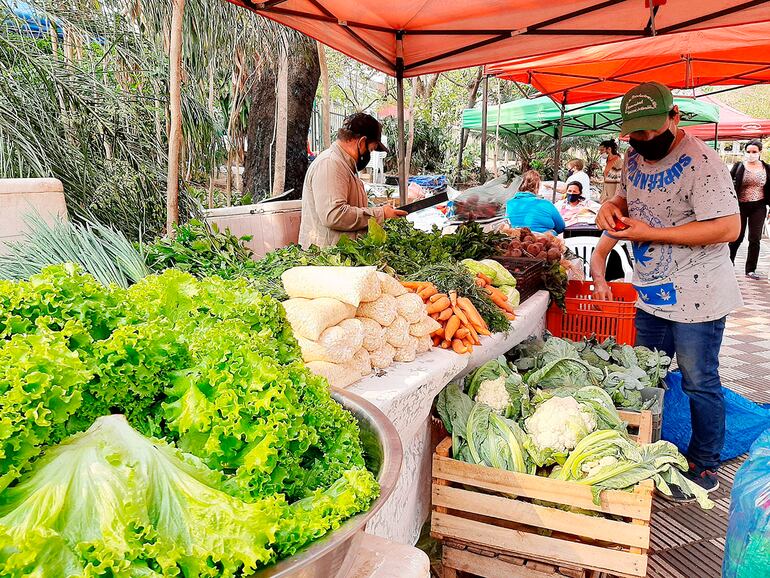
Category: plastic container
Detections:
[
  {"x1": 0, "y1": 178, "x2": 67, "y2": 253},
  {"x1": 203, "y1": 200, "x2": 301, "y2": 258},
  {"x1": 546, "y1": 280, "x2": 638, "y2": 345},
  {"x1": 624, "y1": 387, "x2": 664, "y2": 442},
  {"x1": 491, "y1": 256, "x2": 546, "y2": 303}
]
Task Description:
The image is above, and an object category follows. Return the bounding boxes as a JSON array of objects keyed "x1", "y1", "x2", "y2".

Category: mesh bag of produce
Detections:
[
  {"x1": 357, "y1": 294, "x2": 398, "y2": 327},
  {"x1": 447, "y1": 175, "x2": 522, "y2": 222},
  {"x1": 384, "y1": 316, "x2": 410, "y2": 348},
  {"x1": 359, "y1": 317, "x2": 386, "y2": 352},
  {"x1": 282, "y1": 297, "x2": 356, "y2": 341},
  {"x1": 281, "y1": 266, "x2": 380, "y2": 306},
  {"x1": 297, "y1": 319, "x2": 365, "y2": 364}
]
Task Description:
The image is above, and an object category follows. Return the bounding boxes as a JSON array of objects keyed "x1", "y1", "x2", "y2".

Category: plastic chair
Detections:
[{"x1": 565, "y1": 236, "x2": 633, "y2": 282}]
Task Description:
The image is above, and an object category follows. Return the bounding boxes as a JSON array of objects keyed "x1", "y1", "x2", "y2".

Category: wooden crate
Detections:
[{"x1": 432, "y1": 411, "x2": 655, "y2": 578}]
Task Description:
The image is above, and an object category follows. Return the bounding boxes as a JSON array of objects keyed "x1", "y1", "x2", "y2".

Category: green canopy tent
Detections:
[
  {"x1": 462, "y1": 95, "x2": 720, "y2": 139},
  {"x1": 462, "y1": 94, "x2": 719, "y2": 200}
]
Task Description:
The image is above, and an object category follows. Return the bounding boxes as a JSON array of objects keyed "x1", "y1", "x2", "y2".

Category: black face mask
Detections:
[
  {"x1": 356, "y1": 141, "x2": 371, "y2": 171},
  {"x1": 566, "y1": 169, "x2": 574, "y2": 178},
  {"x1": 630, "y1": 128, "x2": 675, "y2": 162},
  {"x1": 567, "y1": 194, "x2": 582, "y2": 204}
]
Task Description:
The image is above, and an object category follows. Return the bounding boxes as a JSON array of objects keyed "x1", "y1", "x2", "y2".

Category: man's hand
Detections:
[
  {"x1": 383, "y1": 205, "x2": 408, "y2": 219},
  {"x1": 592, "y1": 280, "x2": 613, "y2": 301},
  {"x1": 605, "y1": 217, "x2": 657, "y2": 242},
  {"x1": 596, "y1": 201, "x2": 626, "y2": 231}
]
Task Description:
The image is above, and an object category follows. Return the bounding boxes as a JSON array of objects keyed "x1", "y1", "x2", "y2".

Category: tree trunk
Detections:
[
  {"x1": 243, "y1": 61, "x2": 278, "y2": 200},
  {"x1": 493, "y1": 79, "x2": 501, "y2": 177},
  {"x1": 272, "y1": 50, "x2": 289, "y2": 197},
  {"x1": 49, "y1": 26, "x2": 58, "y2": 58},
  {"x1": 460, "y1": 68, "x2": 484, "y2": 152},
  {"x1": 317, "y1": 41, "x2": 331, "y2": 150},
  {"x1": 283, "y1": 36, "x2": 321, "y2": 199},
  {"x1": 166, "y1": 0, "x2": 185, "y2": 235},
  {"x1": 244, "y1": 35, "x2": 320, "y2": 201},
  {"x1": 405, "y1": 78, "x2": 416, "y2": 178}
]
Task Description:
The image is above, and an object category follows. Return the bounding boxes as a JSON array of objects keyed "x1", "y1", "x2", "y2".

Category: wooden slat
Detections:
[
  {"x1": 618, "y1": 410, "x2": 641, "y2": 427},
  {"x1": 432, "y1": 484, "x2": 651, "y2": 548},
  {"x1": 433, "y1": 454, "x2": 652, "y2": 520},
  {"x1": 433, "y1": 513, "x2": 648, "y2": 578},
  {"x1": 444, "y1": 547, "x2": 557, "y2": 578}
]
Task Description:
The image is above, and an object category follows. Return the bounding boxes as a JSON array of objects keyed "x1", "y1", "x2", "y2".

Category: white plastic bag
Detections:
[
  {"x1": 358, "y1": 317, "x2": 386, "y2": 352},
  {"x1": 351, "y1": 348, "x2": 372, "y2": 377},
  {"x1": 395, "y1": 293, "x2": 427, "y2": 323},
  {"x1": 282, "y1": 297, "x2": 356, "y2": 341},
  {"x1": 416, "y1": 334, "x2": 432, "y2": 354},
  {"x1": 306, "y1": 360, "x2": 362, "y2": 389},
  {"x1": 394, "y1": 337, "x2": 418, "y2": 362},
  {"x1": 281, "y1": 266, "x2": 380, "y2": 306},
  {"x1": 385, "y1": 316, "x2": 410, "y2": 348},
  {"x1": 369, "y1": 343, "x2": 396, "y2": 369},
  {"x1": 409, "y1": 316, "x2": 442, "y2": 338},
  {"x1": 357, "y1": 294, "x2": 398, "y2": 327},
  {"x1": 297, "y1": 318, "x2": 364, "y2": 364},
  {"x1": 378, "y1": 271, "x2": 408, "y2": 297}
]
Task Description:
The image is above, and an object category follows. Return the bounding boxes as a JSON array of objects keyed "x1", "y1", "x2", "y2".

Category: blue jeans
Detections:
[{"x1": 635, "y1": 309, "x2": 726, "y2": 471}]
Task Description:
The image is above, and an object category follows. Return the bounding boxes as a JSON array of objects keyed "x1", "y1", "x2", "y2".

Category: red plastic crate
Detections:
[{"x1": 546, "y1": 281, "x2": 638, "y2": 345}]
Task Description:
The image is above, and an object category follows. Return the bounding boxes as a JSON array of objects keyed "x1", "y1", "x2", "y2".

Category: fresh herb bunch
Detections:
[
  {"x1": 406, "y1": 262, "x2": 510, "y2": 333},
  {"x1": 144, "y1": 219, "x2": 257, "y2": 280}
]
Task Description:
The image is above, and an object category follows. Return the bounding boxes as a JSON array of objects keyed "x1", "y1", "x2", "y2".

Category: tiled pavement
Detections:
[{"x1": 647, "y1": 241, "x2": 770, "y2": 578}]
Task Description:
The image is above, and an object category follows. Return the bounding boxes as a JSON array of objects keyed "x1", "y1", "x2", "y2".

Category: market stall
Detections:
[{"x1": 351, "y1": 291, "x2": 549, "y2": 544}]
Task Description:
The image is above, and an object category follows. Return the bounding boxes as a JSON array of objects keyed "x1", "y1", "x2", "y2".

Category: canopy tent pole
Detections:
[
  {"x1": 480, "y1": 75, "x2": 489, "y2": 182},
  {"x1": 166, "y1": 0, "x2": 185, "y2": 235},
  {"x1": 714, "y1": 123, "x2": 719, "y2": 147},
  {"x1": 551, "y1": 93, "x2": 567, "y2": 203},
  {"x1": 396, "y1": 32, "x2": 406, "y2": 205},
  {"x1": 456, "y1": 127, "x2": 467, "y2": 181}
]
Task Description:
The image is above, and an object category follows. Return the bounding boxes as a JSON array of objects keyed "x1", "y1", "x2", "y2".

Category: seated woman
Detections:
[
  {"x1": 555, "y1": 181, "x2": 592, "y2": 227},
  {"x1": 506, "y1": 170, "x2": 565, "y2": 234}
]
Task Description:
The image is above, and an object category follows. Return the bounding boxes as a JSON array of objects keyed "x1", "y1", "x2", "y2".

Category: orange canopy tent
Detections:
[
  {"x1": 223, "y1": 1, "x2": 770, "y2": 202},
  {"x1": 486, "y1": 20, "x2": 770, "y2": 104},
  {"x1": 687, "y1": 95, "x2": 770, "y2": 141}
]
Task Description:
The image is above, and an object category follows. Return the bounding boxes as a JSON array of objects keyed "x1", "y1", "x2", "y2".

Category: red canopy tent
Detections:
[
  {"x1": 221, "y1": 1, "x2": 770, "y2": 202},
  {"x1": 688, "y1": 95, "x2": 770, "y2": 141},
  {"x1": 486, "y1": 20, "x2": 770, "y2": 105}
]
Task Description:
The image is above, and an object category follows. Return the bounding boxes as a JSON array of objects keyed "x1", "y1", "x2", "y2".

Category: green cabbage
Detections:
[
  {"x1": 460, "y1": 259, "x2": 498, "y2": 281},
  {"x1": 479, "y1": 259, "x2": 517, "y2": 287}
]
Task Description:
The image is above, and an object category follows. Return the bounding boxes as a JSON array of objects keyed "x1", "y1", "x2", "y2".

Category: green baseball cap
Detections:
[{"x1": 620, "y1": 82, "x2": 674, "y2": 136}]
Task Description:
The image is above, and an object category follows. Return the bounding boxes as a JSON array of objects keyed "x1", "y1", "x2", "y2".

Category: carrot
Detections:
[
  {"x1": 418, "y1": 285, "x2": 438, "y2": 300},
  {"x1": 466, "y1": 324, "x2": 481, "y2": 345},
  {"x1": 426, "y1": 296, "x2": 451, "y2": 314},
  {"x1": 433, "y1": 327, "x2": 445, "y2": 339},
  {"x1": 457, "y1": 297, "x2": 484, "y2": 327},
  {"x1": 440, "y1": 340, "x2": 451, "y2": 349},
  {"x1": 490, "y1": 292, "x2": 515, "y2": 313},
  {"x1": 445, "y1": 315, "x2": 461, "y2": 341},
  {"x1": 505, "y1": 311, "x2": 517, "y2": 320},
  {"x1": 474, "y1": 277, "x2": 487, "y2": 287},
  {"x1": 455, "y1": 327, "x2": 470, "y2": 340},
  {"x1": 400, "y1": 281, "x2": 421, "y2": 290},
  {"x1": 451, "y1": 305, "x2": 470, "y2": 327},
  {"x1": 430, "y1": 312, "x2": 440, "y2": 320},
  {"x1": 438, "y1": 308, "x2": 453, "y2": 321},
  {"x1": 451, "y1": 339, "x2": 467, "y2": 354},
  {"x1": 429, "y1": 292, "x2": 447, "y2": 303},
  {"x1": 449, "y1": 290, "x2": 458, "y2": 308},
  {"x1": 473, "y1": 323, "x2": 491, "y2": 336},
  {"x1": 477, "y1": 272, "x2": 493, "y2": 286},
  {"x1": 432, "y1": 335, "x2": 441, "y2": 347}
]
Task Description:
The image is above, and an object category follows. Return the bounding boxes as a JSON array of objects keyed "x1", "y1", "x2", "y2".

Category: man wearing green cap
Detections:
[{"x1": 592, "y1": 82, "x2": 741, "y2": 501}]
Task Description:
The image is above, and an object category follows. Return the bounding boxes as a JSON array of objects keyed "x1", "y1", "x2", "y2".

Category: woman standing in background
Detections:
[
  {"x1": 599, "y1": 139, "x2": 623, "y2": 203},
  {"x1": 729, "y1": 140, "x2": 770, "y2": 280}
]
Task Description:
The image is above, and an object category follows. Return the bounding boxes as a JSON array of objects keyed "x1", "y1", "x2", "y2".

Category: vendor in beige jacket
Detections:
[{"x1": 299, "y1": 113, "x2": 406, "y2": 248}]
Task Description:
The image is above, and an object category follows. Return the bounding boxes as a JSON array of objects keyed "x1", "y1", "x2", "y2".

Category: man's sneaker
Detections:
[
  {"x1": 655, "y1": 483, "x2": 696, "y2": 504},
  {"x1": 746, "y1": 272, "x2": 765, "y2": 280},
  {"x1": 684, "y1": 464, "x2": 720, "y2": 493}
]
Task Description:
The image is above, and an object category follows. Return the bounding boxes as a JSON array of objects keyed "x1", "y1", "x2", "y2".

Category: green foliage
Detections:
[
  {"x1": 0, "y1": 214, "x2": 149, "y2": 288},
  {"x1": 0, "y1": 266, "x2": 379, "y2": 572}
]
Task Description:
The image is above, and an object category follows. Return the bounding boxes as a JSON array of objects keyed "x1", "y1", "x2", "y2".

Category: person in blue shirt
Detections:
[{"x1": 506, "y1": 170, "x2": 566, "y2": 234}]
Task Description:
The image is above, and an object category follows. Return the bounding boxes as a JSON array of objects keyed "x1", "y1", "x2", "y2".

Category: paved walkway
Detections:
[{"x1": 647, "y1": 241, "x2": 770, "y2": 578}]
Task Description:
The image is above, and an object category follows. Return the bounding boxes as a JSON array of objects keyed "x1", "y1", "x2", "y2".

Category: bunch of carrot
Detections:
[
  {"x1": 400, "y1": 281, "x2": 491, "y2": 355},
  {"x1": 474, "y1": 273, "x2": 516, "y2": 320}
]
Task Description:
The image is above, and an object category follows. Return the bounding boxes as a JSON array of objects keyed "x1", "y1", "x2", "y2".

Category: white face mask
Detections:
[{"x1": 746, "y1": 152, "x2": 761, "y2": 163}]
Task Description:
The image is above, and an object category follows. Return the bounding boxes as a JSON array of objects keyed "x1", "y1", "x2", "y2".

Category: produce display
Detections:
[
  {"x1": 452, "y1": 195, "x2": 502, "y2": 221},
  {"x1": 462, "y1": 258, "x2": 520, "y2": 308},
  {"x1": 401, "y1": 282, "x2": 489, "y2": 355},
  {"x1": 436, "y1": 359, "x2": 713, "y2": 509},
  {"x1": 281, "y1": 266, "x2": 440, "y2": 386},
  {"x1": 512, "y1": 335, "x2": 671, "y2": 411},
  {"x1": 0, "y1": 265, "x2": 379, "y2": 575}
]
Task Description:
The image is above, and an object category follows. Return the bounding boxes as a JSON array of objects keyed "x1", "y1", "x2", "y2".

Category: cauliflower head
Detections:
[
  {"x1": 474, "y1": 375, "x2": 509, "y2": 414},
  {"x1": 524, "y1": 396, "x2": 597, "y2": 455}
]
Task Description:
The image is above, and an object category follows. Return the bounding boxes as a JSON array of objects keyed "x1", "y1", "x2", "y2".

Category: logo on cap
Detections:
[{"x1": 624, "y1": 94, "x2": 658, "y2": 116}]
